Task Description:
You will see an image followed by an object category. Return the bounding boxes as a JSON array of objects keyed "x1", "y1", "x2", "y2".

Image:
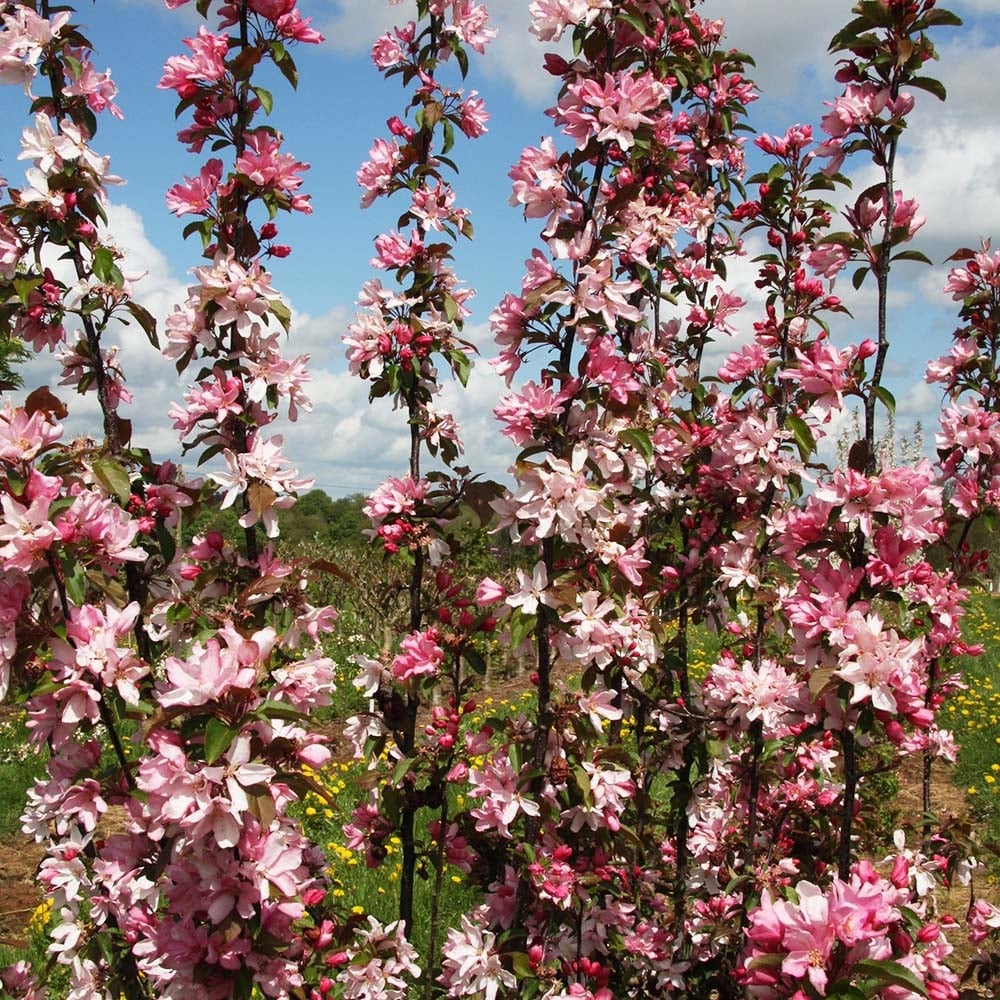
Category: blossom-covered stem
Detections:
[
  {"x1": 839, "y1": 726, "x2": 858, "y2": 880},
  {"x1": 424, "y1": 793, "x2": 450, "y2": 1000},
  {"x1": 745, "y1": 716, "x2": 765, "y2": 856},
  {"x1": 38, "y1": 0, "x2": 122, "y2": 454},
  {"x1": 863, "y1": 143, "x2": 897, "y2": 466},
  {"x1": 43, "y1": 547, "x2": 137, "y2": 796},
  {"x1": 395, "y1": 152, "x2": 430, "y2": 943},
  {"x1": 672, "y1": 601, "x2": 692, "y2": 938},
  {"x1": 347, "y1": 0, "x2": 494, "y2": 934},
  {"x1": 35, "y1": 0, "x2": 149, "y2": 785},
  {"x1": 37, "y1": 0, "x2": 156, "y2": 666}
]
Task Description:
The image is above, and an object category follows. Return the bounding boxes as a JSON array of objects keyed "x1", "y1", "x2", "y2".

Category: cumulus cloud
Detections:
[
  {"x1": 319, "y1": 0, "x2": 559, "y2": 106},
  {"x1": 710, "y1": 0, "x2": 844, "y2": 106}
]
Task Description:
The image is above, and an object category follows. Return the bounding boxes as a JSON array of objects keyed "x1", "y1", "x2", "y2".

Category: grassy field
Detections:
[
  {"x1": 946, "y1": 591, "x2": 1000, "y2": 842},
  {"x1": 0, "y1": 707, "x2": 46, "y2": 840}
]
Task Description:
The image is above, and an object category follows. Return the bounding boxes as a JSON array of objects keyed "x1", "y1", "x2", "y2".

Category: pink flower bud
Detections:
[
  {"x1": 891, "y1": 853, "x2": 910, "y2": 888},
  {"x1": 475, "y1": 576, "x2": 504, "y2": 606},
  {"x1": 917, "y1": 922, "x2": 940, "y2": 943}
]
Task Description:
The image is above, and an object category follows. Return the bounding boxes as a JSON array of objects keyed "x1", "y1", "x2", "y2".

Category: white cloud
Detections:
[
  {"x1": 319, "y1": 0, "x2": 559, "y2": 107},
  {"x1": 480, "y1": 0, "x2": 561, "y2": 106},
  {"x1": 319, "y1": 0, "x2": 403, "y2": 52},
  {"x1": 709, "y1": 0, "x2": 844, "y2": 105}
]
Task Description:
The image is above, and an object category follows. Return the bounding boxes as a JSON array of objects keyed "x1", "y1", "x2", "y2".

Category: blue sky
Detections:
[{"x1": 7, "y1": 0, "x2": 1000, "y2": 496}]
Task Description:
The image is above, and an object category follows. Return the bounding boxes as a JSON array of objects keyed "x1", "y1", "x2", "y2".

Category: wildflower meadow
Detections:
[{"x1": 2, "y1": 0, "x2": 1000, "y2": 998}]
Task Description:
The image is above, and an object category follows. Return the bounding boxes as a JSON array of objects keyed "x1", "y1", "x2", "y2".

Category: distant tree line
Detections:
[{"x1": 183, "y1": 490, "x2": 370, "y2": 550}]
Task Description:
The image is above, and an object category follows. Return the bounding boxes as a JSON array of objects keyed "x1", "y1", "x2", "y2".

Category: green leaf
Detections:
[
  {"x1": 454, "y1": 42, "x2": 469, "y2": 79},
  {"x1": 785, "y1": 413, "x2": 816, "y2": 461},
  {"x1": 12, "y1": 275, "x2": 44, "y2": 306},
  {"x1": 873, "y1": 384, "x2": 896, "y2": 416},
  {"x1": 824, "y1": 984, "x2": 869, "y2": 1000},
  {"x1": 256, "y1": 699, "x2": 305, "y2": 722},
  {"x1": 463, "y1": 648, "x2": 487, "y2": 675},
  {"x1": 269, "y1": 40, "x2": 298, "y2": 89},
  {"x1": 448, "y1": 348, "x2": 471, "y2": 387},
  {"x1": 126, "y1": 300, "x2": 160, "y2": 350},
  {"x1": 510, "y1": 952, "x2": 533, "y2": 979},
  {"x1": 92, "y1": 246, "x2": 124, "y2": 287},
  {"x1": 852, "y1": 265, "x2": 870, "y2": 290},
  {"x1": 92, "y1": 457, "x2": 132, "y2": 504},
  {"x1": 270, "y1": 297, "x2": 292, "y2": 333},
  {"x1": 892, "y1": 249, "x2": 932, "y2": 265},
  {"x1": 64, "y1": 559, "x2": 88, "y2": 607},
  {"x1": 908, "y1": 75, "x2": 947, "y2": 101},
  {"x1": 821, "y1": 231, "x2": 860, "y2": 249},
  {"x1": 204, "y1": 717, "x2": 238, "y2": 764},
  {"x1": 919, "y1": 8, "x2": 963, "y2": 28},
  {"x1": 617, "y1": 10, "x2": 649, "y2": 35},
  {"x1": 252, "y1": 85, "x2": 274, "y2": 115},
  {"x1": 182, "y1": 217, "x2": 215, "y2": 247},
  {"x1": 391, "y1": 755, "x2": 414, "y2": 786},
  {"x1": 829, "y1": 15, "x2": 872, "y2": 52},
  {"x1": 853, "y1": 959, "x2": 929, "y2": 997},
  {"x1": 618, "y1": 428, "x2": 654, "y2": 463},
  {"x1": 507, "y1": 608, "x2": 534, "y2": 655},
  {"x1": 441, "y1": 118, "x2": 455, "y2": 156},
  {"x1": 858, "y1": 1, "x2": 896, "y2": 26}
]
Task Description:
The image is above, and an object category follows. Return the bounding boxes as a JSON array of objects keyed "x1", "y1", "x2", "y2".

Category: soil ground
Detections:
[{"x1": 0, "y1": 838, "x2": 44, "y2": 949}]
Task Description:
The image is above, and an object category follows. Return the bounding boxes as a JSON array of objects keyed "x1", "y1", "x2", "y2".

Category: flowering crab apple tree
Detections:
[
  {"x1": 346, "y1": 1, "x2": 1000, "y2": 999},
  {"x1": 0, "y1": 0, "x2": 362, "y2": 997},
  {"x1": 343, "y1": 0, "x2": 507, "y2": 970},
  {"x1": 2, "y1": 0, "x2": 1000, "y2": 999}
]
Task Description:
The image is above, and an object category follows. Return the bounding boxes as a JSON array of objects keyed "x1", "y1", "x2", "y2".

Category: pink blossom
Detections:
[
  {"x1": 0, "y1": 400, "x2": 62, "y2": 462},
  {"x1": 166, "y1": 158, "x2": 223, "y2": 216},
  {"x1": 529, "y1": 0, "x2": 611, "y2": 42},
  {"x1": 506, "y1": 561, "x2": 556, "y2": 616},
  {"x1": 391, "y1": 629, "x2": 445, "y2": 682},
  {"x1": 475, "y1": 577, "x2": 505, "y2": 606},
  {"x1": 235, "y1": 129, "x2": 311, "y2": 206},
  {"x1": 468, "y1": 751, "x2": 540, "y2": 838},
  {"x1": 459, "y1": 92, "x2": 489, "y2": 138},
  {"x1": 159, "y1": 27, "x2": 229, "y2": 94},
  {"x1": 357, "y1": 137, "x2": 401, "y2": 208},
  {"x1": 157, "y1": 629, "x2": 265, "y2": 709},
  {"x1": 438, "y1": 909, "x2": 515, "y2": 999}
]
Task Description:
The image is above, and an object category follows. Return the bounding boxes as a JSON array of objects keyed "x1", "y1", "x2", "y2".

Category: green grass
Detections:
[
  {"x1": 946, "y1": 591, "x2": 1000, "y2": 839},
  {"x1": 293, "y1": 755, "x2": 484, "y2": 972},
  {"x1": 0, "y1": 708, "x2": 46, "y2": 839}
]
